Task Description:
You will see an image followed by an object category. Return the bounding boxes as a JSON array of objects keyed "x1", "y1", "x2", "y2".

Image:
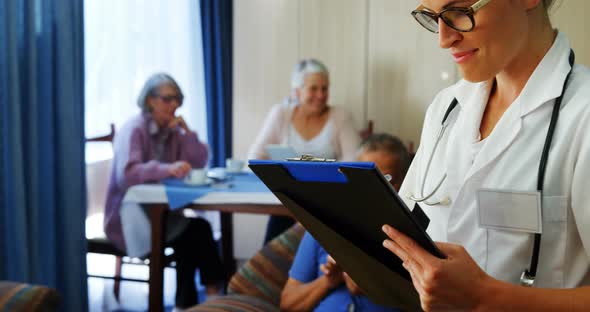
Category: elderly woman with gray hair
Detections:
[
  {"x1": 248, "y1": 59, "x2": 361, "y2": 243},
  {"x1": 104, "y1": 73, "x2": 223, "y2": 309}
]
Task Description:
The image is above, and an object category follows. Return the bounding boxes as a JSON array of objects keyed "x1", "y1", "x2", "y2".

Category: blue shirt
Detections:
[{"x1": 289, "y1": 232, "x2": 400, "y2": 312}]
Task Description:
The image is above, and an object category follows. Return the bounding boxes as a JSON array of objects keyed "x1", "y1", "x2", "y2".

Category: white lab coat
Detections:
[{"x1": 400, "y1": 32, "x2": 590, "y2": 288}]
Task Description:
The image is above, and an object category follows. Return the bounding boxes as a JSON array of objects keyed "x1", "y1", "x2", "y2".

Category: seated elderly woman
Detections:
[
  {"x1": 248, "y1": 59, "x2": 361, "y2": 244},
  {"x1": 280, "y1": 133, "x2": 410, "y2": 312},
  {"x1": 103, "y1": 73, "x2": 223, "y2": 309}
]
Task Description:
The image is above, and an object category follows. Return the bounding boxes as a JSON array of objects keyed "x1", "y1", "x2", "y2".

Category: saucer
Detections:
[
  {"x1": 184, "y1": 178, "x2": 212, "y2": 186},
  {"x1": 207, "y1": 167, "x2": 227, "y2": 180},
  {"x1": 225, "y1": 169, "x2": 245, "y2": 174}
]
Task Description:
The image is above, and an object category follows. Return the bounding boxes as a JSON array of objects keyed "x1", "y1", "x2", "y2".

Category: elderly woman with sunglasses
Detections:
[
  {"x1": 380, "y1": 0, "x2": 590, "y2": 311},
  {"x1": 104, "y1": 73, "x2": 223, "y2": 309}
]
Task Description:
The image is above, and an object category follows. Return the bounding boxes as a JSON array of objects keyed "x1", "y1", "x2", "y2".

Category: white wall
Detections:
[
  {"x1": 231, "y1": 0, "x2": 456, "y2": 259},
  {"x1": 233, "y1": 0, "x2": 299, "y2": 161},
  {"x1": 232, "y1": 0, "x2": 590, "y2": 260},
  {"x1": 233, "y1": 1, "x2": 458, "y2": 159},
  {"x1": 365, "y1": 0, "x2": 457, "y2": 148},
  {"x1": 551, "y1": 1, "x2": 590, "y2": 66}
]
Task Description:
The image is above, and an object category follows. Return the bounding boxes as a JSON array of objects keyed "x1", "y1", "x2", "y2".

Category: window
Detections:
[
  {"x1": 84, "y1": 0, "x2": 207, "y2": 163},
  {"x1": 84, "y1": 0, "x2": 217, "y2": 240}
]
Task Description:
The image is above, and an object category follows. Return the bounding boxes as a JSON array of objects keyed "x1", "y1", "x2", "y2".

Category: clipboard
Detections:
[{"x1": 249, "y1": 159, "x2": 445, "y2": 311}]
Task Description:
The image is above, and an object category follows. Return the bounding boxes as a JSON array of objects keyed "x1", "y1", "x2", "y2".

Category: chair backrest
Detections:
[
  {"x1": 86, "y1": 123, "x2": 115, "y2": 143},
  {"x1": 359, "y1": 120, "x2": 374, "y2": 141},
  {"x1": 85, "y1": 124, "x2": 115, "y2": 238}
]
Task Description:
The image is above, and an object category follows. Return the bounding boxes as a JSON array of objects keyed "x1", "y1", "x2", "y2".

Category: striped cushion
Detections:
[
  {"x1": 0, "y1": 282, "x2": 60, "y2": 312},
  {"x1": 227, "y1": 224, "x2": 304, "y2": 306},
  {"x1": 186, "y1": 294, "x2": 279, "y2": 312}
]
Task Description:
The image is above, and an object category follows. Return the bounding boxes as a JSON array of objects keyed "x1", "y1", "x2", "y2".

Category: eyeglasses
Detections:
[
  {"x1": 154, "y1": 94, "x2": 183, "y2": 105},
  {"x1": 411, "y1": 0, "x2": 492, "y2": 33}
]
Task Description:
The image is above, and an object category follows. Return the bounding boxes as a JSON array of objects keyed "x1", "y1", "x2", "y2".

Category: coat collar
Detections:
[
  {"x1": 447, "y1": 31, "x2": 573, "y2": 185},
  {"x1": 452, "y1": 31, "x2": 572, "y2": 119},
  {"x1": 517, "y1": 31, "x2": 573, "y2": 117}
]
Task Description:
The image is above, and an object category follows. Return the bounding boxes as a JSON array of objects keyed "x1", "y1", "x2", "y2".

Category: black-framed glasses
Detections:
[
  {"x1": 154, "y1": 94, "x2": 183, "y2": 105},
  {"x1": 411, "y1": 0, "x2": 492, "y2": 33}
]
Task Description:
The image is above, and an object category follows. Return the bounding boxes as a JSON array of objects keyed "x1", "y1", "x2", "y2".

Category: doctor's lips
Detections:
[{"x1": 451, "y1": 49, "x2": 478, "y2": 63}]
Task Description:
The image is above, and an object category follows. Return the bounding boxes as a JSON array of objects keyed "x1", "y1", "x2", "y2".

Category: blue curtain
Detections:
[
  {"x1": 201, "y1": 0, "x2": 233, "y2": 167},
  {"x1": 0, "y1": 1, "x2": 88, "y2": 311}
]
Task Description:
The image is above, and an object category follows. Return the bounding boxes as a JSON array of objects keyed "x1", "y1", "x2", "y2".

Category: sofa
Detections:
[
  {"x1": 0, "y1": 281, "x2": 60, "y2": 312},
  {"x1": 188, "y1": 223, "x2": 305, "y2": 312}
]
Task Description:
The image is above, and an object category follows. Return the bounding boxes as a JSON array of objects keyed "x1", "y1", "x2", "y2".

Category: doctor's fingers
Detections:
[
  {"x1": 434, "y1": 241, "x2": 469, "y2": 257},
  {"x1": 403, "y1": 259, "x2": 426, "y2": 291},
  {"x1": 420, "y1": 298, "x2": 459, "y2": 312},
  {"x1": 382, "y1": 238, "x2": 409, "y2": 263},
  {"x1": 382, "y1": 224, "x2": 437, "y2": 267},
  {"x1": 404, "y1": 264, "x2": 447, "y2": 312},
  {"x1": 404, "y1": 264, "x2": 448, "y2": 312},
  {"x1": 404, "y1": 261, "x2": 458, "y2": 312}
]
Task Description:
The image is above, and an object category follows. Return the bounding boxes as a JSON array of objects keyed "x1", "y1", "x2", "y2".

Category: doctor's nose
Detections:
[{"x1": 438, "y1": 19, "x2": 462, "y2": 49}]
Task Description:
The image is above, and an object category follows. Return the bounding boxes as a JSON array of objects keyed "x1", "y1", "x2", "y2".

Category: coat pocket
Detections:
[{"x1": 482, "y1": 195, "x2": 568, "y2": 286}]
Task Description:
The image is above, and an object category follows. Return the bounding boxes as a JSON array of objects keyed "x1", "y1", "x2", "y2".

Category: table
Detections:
[{"x1": 122, "y1": 179, "x2": 291, "y2": 312}]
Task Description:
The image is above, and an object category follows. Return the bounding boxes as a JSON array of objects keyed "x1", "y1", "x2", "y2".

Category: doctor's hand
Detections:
[
  {"x1": 382, "y1": 224, "x2": 493, "y2": 311},
  {"x1": 320, "y1": 255, "x2": 344, "y2": 289}
]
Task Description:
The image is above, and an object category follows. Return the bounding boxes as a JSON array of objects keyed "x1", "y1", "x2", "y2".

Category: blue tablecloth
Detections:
[{"x1": 162, "y1": 172, "x2": 271, "y2": 210}]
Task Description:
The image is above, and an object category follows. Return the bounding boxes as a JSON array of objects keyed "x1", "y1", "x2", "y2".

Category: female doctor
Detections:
[{"x1": 381, "y1": 0, "x2": 590, "y2": 310}]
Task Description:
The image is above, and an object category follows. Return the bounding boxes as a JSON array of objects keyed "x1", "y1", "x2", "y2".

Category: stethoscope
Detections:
[
  {"x1": 409, "y1": 50, "x2": 575, "y2": 287},
  {"x1": 408, "y1": 98, "x2": 458, "y2": 206}
]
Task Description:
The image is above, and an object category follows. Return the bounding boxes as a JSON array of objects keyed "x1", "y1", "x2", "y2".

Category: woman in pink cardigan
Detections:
[
  {"x1": 248, "y1": 59, "x2": 361, "y2": 243},
  {"x1": 104, "y1": 73, "x2": 223, "y2": 309}
]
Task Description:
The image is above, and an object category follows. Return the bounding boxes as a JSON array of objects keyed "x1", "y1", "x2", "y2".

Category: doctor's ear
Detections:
[{"x1": 522, "y1": 0, "x2": 543, "y2": 11}]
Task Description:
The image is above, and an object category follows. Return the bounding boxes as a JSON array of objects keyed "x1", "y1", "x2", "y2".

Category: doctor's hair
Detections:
[
  {"x1": 137, "y1": 73, "x2": 184, "y2": 112},
  {"x1": 543, "y1": 0, "x2": 562, "y2": 11},
  {"x1": 290, "y1": 59, "x2": 330, "y2": 90},
  {"x1": 359, "y1": 133, "x2": 411, "y2": 178}
]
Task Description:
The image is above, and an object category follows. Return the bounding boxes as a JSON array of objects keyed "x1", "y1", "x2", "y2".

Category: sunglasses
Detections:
[
  {"x1": 154, "y1": 94, "x2": 183, "y2": 105},
  {"x1": 411, "y1": 0, "x2": 492, "y2": 33}
]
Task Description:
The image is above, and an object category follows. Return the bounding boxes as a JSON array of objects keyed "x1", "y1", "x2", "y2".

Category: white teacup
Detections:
[
  {"x1": 226, "y1": 158, "x2": 245, "y2": 173},
  {"x1": 185, "y1": 169, "x2": 208, "y2": 185}
]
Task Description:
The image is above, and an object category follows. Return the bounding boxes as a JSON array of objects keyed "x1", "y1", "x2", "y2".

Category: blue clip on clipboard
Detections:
[
  {"x1": 249, "y1": 159, "x2": 444, "y2": 311},
  {"x1": 249, "y1": 159, "x2": 375, "y2": 182}
]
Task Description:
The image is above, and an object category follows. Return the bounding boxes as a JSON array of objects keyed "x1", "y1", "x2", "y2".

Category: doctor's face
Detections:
[{"x1": 420, "y1": 0, "x2": 532, "y2": 82}]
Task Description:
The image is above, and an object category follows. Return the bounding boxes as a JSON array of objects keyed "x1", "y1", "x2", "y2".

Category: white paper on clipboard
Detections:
[{"x1": 265, "y1": 144, "x2": 298, "y2": 160}]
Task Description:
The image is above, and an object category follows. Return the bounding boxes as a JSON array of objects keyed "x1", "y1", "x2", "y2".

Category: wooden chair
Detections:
[
  {"x1": 359, "y1": 121, "x2": 416, "y2": 160},
  {"x1": 407, "y1": 141, "x2": 416, "y2": 161},
  {"x1": 360, "y1": 120, "x2": 374, "y2": 141},
  {"x1": 86, "y1": 123, "x2": 116, "y2": 143},
  {"x1": 86, "y1": 124, "x2": 176, "y2": 302},
  {"x1": 85, "y1": 123, "x2": 127, "y2": 301}
]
